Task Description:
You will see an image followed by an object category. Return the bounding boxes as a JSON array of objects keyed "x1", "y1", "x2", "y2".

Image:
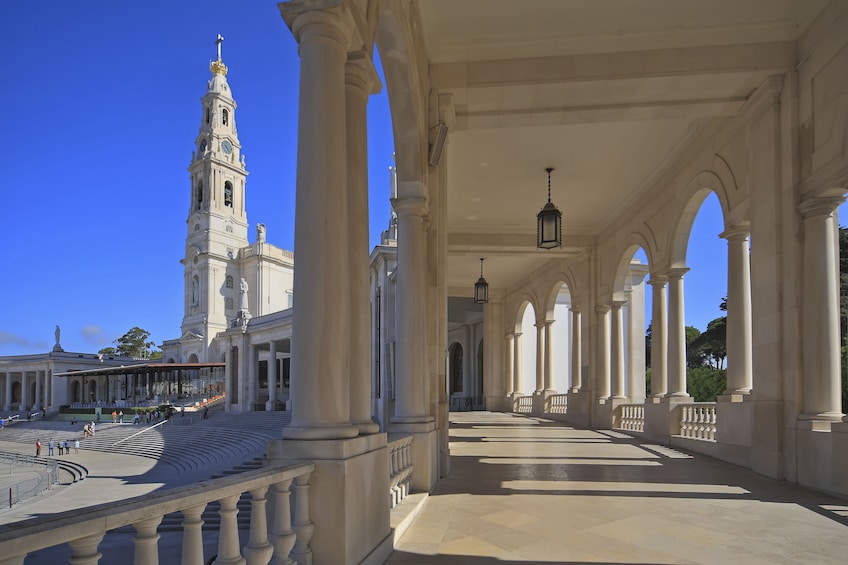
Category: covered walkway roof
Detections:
[{"x1": 54, "y1": 363, "x2": 225, "y2": 378}]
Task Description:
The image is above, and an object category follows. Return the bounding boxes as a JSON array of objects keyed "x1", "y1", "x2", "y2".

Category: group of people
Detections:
[
  {"x1": 35, "y1": 438, "x2": 79, "y2": 456},
  {"x1": 82, "y1": 421, "x2": 96, "y2": 439},
  {"x1": 110, "y1": 410, "x2": 125, "y2": 423}
]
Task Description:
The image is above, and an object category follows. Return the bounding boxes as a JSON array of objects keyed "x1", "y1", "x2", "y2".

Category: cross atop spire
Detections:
[{"x1": 210, "y1": 34, "x2": 228, "y2": 76}]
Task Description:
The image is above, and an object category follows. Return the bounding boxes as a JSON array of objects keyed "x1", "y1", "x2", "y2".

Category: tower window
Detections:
[
  {"x1": 226, "y1": 275, "x2": 234, "y2": 289},
  {"x1": 224, "y1": 181, "x2": 233, "y2": 208},
  {"x1": 222, "y1": 108, "x2": 229, "y2": 126},
  {"x1": 205, "y1": 107, "x2": 210, "y2": 124},
  {"x1": 194, "y1": 224, "x2": 200, "y2": 232},
  {"x1": 196, "y1": 180, "x2": 203, "y2": 210}
]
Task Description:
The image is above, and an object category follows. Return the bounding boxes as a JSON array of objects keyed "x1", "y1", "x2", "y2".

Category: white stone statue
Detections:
[
  {"x1": 257, "y1": 223, "x2": 266, "y2": 243},
  {"x1": 239, "y1": 278, "x2": 249, "y2": 312}
]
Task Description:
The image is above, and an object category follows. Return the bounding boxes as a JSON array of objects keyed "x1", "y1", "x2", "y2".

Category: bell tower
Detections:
[{"x1": 180, "y1": 35, "x2": 249, "y2": 355}]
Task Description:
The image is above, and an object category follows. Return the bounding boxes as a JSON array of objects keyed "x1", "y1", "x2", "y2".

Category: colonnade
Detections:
[{"x1": 0, "y1": 369, "x2": 52, "y2": 412}]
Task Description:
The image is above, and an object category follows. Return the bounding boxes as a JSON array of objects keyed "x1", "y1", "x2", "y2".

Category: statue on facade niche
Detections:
[{"x1": 232, "y1": 277, "x2": 251, "y2": 331}]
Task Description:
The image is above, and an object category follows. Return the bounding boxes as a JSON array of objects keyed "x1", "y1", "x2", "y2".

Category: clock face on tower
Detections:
[{"x1": 221, "y1": 140, "x2": 233, "y2": 155}]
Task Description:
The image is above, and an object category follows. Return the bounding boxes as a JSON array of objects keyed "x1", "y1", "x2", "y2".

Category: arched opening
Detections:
[
  {"x1": 11, "y1": 381, "x2": 21, "y2": 404},
  {"x1": 222, "y1": 108, "x2": 229, "y2": 126},
  {"x1": 224, "y1": 181, "x2": 233, "y2": 208},
  {"x1": 196, "y1": 179, "x2": 203, "y2": 210},
  {"x1": 611, "y1": 246, "x2": 650, "y2": 402},
  {"x1": 87, "y1": 380, "x2": 97, "y2": 403},
  {"x1": 449, "y1": 342, "x2": 463, "y2": 397},
  {"x1": 518, "y1": 301, "x2": 537, "y2": 395},
  {"x1": 71, "y1": 380, "x2": 81, "y2": 404},
  {"x1": 674, "y1": 191, "x2": 729, "y2": 401}
]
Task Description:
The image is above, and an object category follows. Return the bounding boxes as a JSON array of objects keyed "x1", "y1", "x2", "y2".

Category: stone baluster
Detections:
[
  {"x1": 291, "y1": 473, "x2": 315, "y2": 565},
  {"x1": 181, "y1": 504, "x2": 207, "y2": 565},
  {"x1": 133, "y1": 515, "x2": 163, "y2": 564},
  {"x1": 269, "y1": 479, "x2": 296, "y2": 565},
  {"x1": 215, "y1": 494, "x2": 246, "y2": 565},
  {"x1": 68, "y1": 532, "x2": 105, "y2": 565},
  {"x1": 243, "y1": 486, "x2": 273, "y2": 564}
]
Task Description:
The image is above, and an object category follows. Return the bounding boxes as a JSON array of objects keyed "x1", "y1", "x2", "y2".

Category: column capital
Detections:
[
  {"x1": 391, "y1": 197, "x2": 428, "y2": 218},
  {"x1": 543, "y1": 319, "x2": 554, "y2": 327},
  {"x1": 719, "y1": 223, "x2": 751, "y2": 241},
  {"x1": 799, "y1": 195, "x2": 845, "y2": 219},
  {"x1": 595, "y1": 304, "x2": 610, "y2": 314},
  {"x1": 666, "y1": 267, "x2": 690, "y2": 280},
  {"x1": 280, "y1": 1, "x2": 350, "y2": 44},
  {"x1": 345, "y1": 51, "x2": 381, "y2": 94},
  {"x1": 610, "y1": 300, "x2": 627, "y2": 309},
  {"x1": 505, "y1": 333, "x2": 515, "y2": 341},
  {"x1": 513, "y1": 331, "x2": 523, "y2": 338}
]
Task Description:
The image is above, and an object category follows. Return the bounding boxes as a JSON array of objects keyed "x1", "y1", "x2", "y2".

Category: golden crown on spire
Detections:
[{"x1": 210, "y1": 33, "x2": 228, "y2": 76}]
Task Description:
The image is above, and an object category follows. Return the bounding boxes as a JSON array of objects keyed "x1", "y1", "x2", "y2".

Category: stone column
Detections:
[
  {"x1": 248, "y1": 344, "x2": 257, "y2": 410},
  {"x1": 513, "y1": 332, "x2": 523, "y2": 394},
  {"x1": 570, "y1": 308, "x2": 582, "y2": 391},
  {"x1": 266, "y1": 341, "x2": 277, "y2": 411},
  {"x1": 35, "y1": 370, "x2": 43, "y2": 412},
  {"x1": 1, "y1": 372, "x2": 8, "y2": 411},
  {"x1": 46, "y1": 369, "x2": 52, "y2": 409},
  {"x1": 281, "y1": 5, "x2": 358, "y2": 441},
  {"x1": 649, "y1": 277, "x2": 668, "y2": 396},
  {"x1": 610, "y1": 301, "x2": 627, "y2": 399},
  {"x1": 800, "y1": 197, "x2": 844, "y2": 420},
  {"x1": 596, "y1": 305, "x2": 611, "y2": 399},
  {"x1": 21, "y1": 372, "x2": 29, "y2": 414},
  {"x1": 391, "y1": 198, "x2": 433, "y2": 424},
  {"x1": 534, "y1": 322, "x2": 545, "y2": 394},
  {"x1": 347, "y1": 52, "x2": 380, "y2": 435},
  {"x1": 667, "y1": 268, "x2": 690, "y2": 398},
  {"x1": 504, "y1": 333, "x2": 515, "y2": 396},
  {"x1": 543, "y1": 321, "x2": 555, "y2": 392},
  {"x1": 723, "y1": 227, "x2": 753, "y2": 395}
]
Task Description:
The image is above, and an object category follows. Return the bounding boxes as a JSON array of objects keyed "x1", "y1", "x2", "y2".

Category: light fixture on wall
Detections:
[
  {"x1": 474, "y1": 258, "x2": 489, "y2": 304},
  {"x1": 536, "y1": 167, "x2": 562, "y2": 249}
]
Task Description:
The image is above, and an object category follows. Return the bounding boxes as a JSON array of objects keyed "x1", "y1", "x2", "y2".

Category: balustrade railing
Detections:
[
  {"x1": 618, "y1": 404, "x2": 645, "y2": 432},
  {"x1": 514, "y1": 395, "x2": 533, "y2": 414},
  {"x1": 546, "y1": 394, "x2": 568, "y2": 415},
  {"x1": 0, "y1": 461, "x2": 315, "y2": 565},
  {"x1": 679, "y1": 403, "x2": 717, "y2": 441},
  {"x1": 387, "y1": 434, "x2": 413, "y2": 508}
]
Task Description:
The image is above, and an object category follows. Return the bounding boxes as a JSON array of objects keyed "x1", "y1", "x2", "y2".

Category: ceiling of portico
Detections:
[{"x1": 409, "y1": 0, "x2": 828, "y2": 297}]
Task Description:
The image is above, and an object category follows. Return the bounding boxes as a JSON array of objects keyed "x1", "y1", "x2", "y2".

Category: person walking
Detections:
[
  {"x1": 36, "y1": 439, "x2": 42, "y2": 457},
  {"x1": 74, "y1": 439, "x2": 80, "y2": 454},
  {"x1": 48, "y1": 439, "x2": 55, "y2": 456},
  {"x1": 118, "y1": 410, "x2": 124, "y2": 423}
]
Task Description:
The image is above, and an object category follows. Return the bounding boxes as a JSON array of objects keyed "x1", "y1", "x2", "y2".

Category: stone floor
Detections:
[{"x1": 388, "y1": 411, "x2": 848, "y2": 564}]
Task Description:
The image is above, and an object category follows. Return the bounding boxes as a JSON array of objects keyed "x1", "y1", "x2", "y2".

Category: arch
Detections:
[
  {"x1": 71, "y1": 380, "x2": 81, "y2": 404},
  {"x1": 87, "y1": 380, "x2": 96, "y2": 403},
  {"x1": 224, "y1": 181, "x2": 234, "y2": 208},
  {"x1": 448, "y1": 341, "x2": 463, "y2": 395},
  {"x1": 542, "y1": 271, "x2": 578, "y2": 320},
  {"x1": 11, "y1": 381, "x2": 20, "y2": 403},
  {"x1": 668, "y1": 171, "x2": 731, "y2": 268},
  {"x1": 375, "y1": 6, "x2": 428, "y2": 200},
  {"x1": 222, "y1": 108, "x2": 229, "y2": 126},
  {"x1": 188, "y1": 353, "x2": 199, "y2": 364},
  {"x1": 196, "y1": 179, "x2": 203, "y2": 210},
  {"x1": 610, "y1": 244, "x2": 650, "y2": 303},
  {"x1": 518, "y1": 301, "x2": 538, "y2": 395}
]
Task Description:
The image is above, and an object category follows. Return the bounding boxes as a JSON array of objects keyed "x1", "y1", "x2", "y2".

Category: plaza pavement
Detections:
[{"x1": 389, "y1": 411, "x2": 848, "y2": 564}]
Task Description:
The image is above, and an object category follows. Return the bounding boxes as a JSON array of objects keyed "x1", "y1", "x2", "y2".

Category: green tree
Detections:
[
  {"x1": 685, "y1": 325, "x2": 704, "y2": 368},
  {"x1": 97, "y1": 346, "x2": 117, "y2": 356},
  {"x1": 691, "y1": 316, "x2": 727, "y2": 369},
  {"x1": 687, "y1": 367, "x2": 727, "y2": 402},
  {"x1": 645, "y1": 322, "x2": 652, "y2": 368},
  {"x1": 113, "y1": 327, "x2": 159, "y2": 359}
]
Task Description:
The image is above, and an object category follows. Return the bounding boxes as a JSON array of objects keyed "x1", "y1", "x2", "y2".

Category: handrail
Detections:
[{"x1": 0, "y1": 461, "x2": 315, "y2": 563}]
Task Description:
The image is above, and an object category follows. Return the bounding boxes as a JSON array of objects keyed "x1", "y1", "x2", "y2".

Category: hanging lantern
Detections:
[
  {"x1": 474, "y1": 258, "x2": 489, "y2": 304},
  {"x1": 537, "y1": 167, "x2": 562, "y2": 249}
]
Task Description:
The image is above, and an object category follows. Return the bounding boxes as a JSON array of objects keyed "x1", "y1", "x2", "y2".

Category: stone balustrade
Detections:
[
  {"x1": 619, "y1": 404, "x2": 645, "y2": 432},
  {"x1": 514, "y1": 395, "x2": 533, "y2": 414},
  {"x1": 679, "y1": 403, "x2": 717, "y2": 441},
  {"x1": 388, "y1": 433, "x2": 413, "y2": 508},
  {"x1": 0, "y1": 461, "x2": 315, "y2": 565},
  {"x1": 545, "y1": 394, "x2": 568, "y2": 415}
]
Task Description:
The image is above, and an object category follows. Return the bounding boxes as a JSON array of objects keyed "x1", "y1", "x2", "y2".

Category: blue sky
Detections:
[{"x1": 0, "y1": 1, "x2": 798, "y2": 356}]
